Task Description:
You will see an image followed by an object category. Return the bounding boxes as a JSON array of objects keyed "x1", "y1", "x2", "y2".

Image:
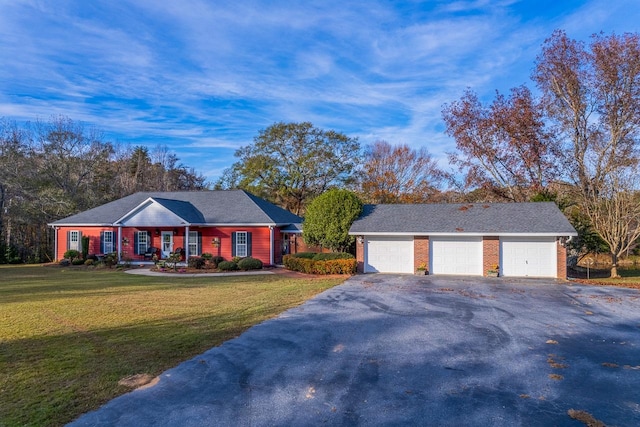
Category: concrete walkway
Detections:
[
  {"x1": 69, "y1": 275, "x2": 640, "y2": 426},
  {"x1": 124, "y1": 268, "x2": 275, "y2": 278}
]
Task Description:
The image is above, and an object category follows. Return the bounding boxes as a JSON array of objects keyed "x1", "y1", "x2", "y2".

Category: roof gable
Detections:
[
  {"x1": 349, "y1": 202, "x2": 577, "y2": 236},
  {"x1": 116, "y1": 198, "x2": 200, "y2": 226}
]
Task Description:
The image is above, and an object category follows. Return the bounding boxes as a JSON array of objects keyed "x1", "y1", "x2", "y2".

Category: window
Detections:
[
  {"x1": 235, "y1": 231, "x2": 247, "y2": 257},
  {"x1": 103, "y1": 231, "x2": 114, "y2": 253},
  {"x1": 137, "y1": 231, "x2": 149, "y2": 255},
  {"x1": 68, "y1": 230, "x2": 80, "y2": 251},
  {"x1": 188, "y1": 231, "x2": 200, "y2": 256}
]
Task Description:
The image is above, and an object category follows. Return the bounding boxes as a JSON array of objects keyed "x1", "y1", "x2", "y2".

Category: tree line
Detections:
[{"x1": 0, "y1": 116, "x2": 207, "y2": 263}]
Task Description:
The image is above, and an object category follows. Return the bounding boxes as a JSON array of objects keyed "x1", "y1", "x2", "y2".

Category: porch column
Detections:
[
  {"x1": 269, "y1": 226, "x2": 274, "y2": 266},
  {"x1": 117, "y1": 226, "x2": 122, "y2": 262},
  {"x1": 185, "y1": 226, "x2": 189, "y2": 263}
]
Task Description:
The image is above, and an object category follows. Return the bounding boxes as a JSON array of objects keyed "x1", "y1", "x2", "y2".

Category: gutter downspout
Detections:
[
  {"x1": 54, "y1": 227, "x2": 58, "y2": 261},
  {"x1": 185, "y1": 226, "x2": 190, "y2": 264},
  {"x1": 269, "y1": 226, "x2": 274, "y2": 266}
]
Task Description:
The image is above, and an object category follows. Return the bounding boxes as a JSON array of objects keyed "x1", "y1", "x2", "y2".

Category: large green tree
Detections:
[
  {"x1": 303, "y1": 189, "x2": 363, "y2": 252},
  {"x1": 216, "y1": 122, "x2": 361, "y2": 215}
]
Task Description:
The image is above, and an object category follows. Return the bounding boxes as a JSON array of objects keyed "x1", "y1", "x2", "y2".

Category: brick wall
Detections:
[
  {"x1": 483, "y1": 236, "x2": 499, "y2": 276},
  {"x1": 557, "y1": 240, "x2": 567, "y2": 280},
  {"x1": 414, "y1": 236, "x2": 429, "y2": 273},
  {"x1": 356, "y1": 237, "x2": 364, "y2": 273}
]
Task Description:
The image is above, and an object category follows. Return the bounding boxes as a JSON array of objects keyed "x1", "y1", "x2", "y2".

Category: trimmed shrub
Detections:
[
  {"x1": 292, "y1": 252, "x2": 317, "y2": 259},
  {"x1": 63, "y1": 250, "x2": 80, "y2": 263},
  {"x1": 84, "y1": 259, "x2": 94, "y2": 266},
  {"x1": 312, "y1": 252, "x2": 354, "y2": 261},
  {"x1": 218, "y1": 261, "x2": 239, "y2": 271},
  {"x1": 237, "y1": 257, "x2": 263, "y2": 271},
  {"x1": 211, "y1": 256, "x2": 225, "y2": 267},
  {"x1": 71, "y1": 259, "x2": 85, "y2": 266},
  {"x1": 188, "y1": 257, "x2": 206, "y2": 269},
  {"x1": 283, "y1": 255, "x2": 356, "y2": 275}
]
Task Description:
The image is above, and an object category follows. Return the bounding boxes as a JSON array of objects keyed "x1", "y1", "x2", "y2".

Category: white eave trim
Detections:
[
  {"x1": 349, "y1": 231, "x2": 578, "y2": 237},
  {"x1": 48, "y1": 223, "x2": 115, "y2": 227}
]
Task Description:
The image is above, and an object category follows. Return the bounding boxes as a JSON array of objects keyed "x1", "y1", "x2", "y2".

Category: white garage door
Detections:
[
  {"x1": 500, "y1": 237, "x2": 557, "y2": 278},
  {"x1": 431, "y1": 237, "x2": 483, "y2": 275},
  {"x1": 365, "y1": 236, "x2": 414, "y2": 273}
]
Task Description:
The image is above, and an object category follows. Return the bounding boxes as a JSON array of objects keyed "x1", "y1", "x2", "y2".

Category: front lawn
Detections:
[
  {"x1": 570, "y1": 268, "x2": 640, "y2": 289},
  {"x1": 0, "y1": 265, "x2": 345, "y2": 426}
]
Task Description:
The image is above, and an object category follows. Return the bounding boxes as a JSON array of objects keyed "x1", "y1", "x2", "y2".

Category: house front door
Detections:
[{"x1": 161, "y1": 231, "x2": 173, "y2": 258}]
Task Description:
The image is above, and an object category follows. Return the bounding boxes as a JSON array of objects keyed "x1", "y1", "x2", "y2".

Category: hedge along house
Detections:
[
  {"x1": 349, "y1": 202, "x2": 577, "y2": 279},
  {"x1": 49, "y1": 190, "x2": 304, "y2": 266}
]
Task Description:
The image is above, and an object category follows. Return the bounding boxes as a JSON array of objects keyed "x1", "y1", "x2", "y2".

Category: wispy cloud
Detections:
[{"x1": 0, "y1": 0, "x2": 636, "y2": 181}]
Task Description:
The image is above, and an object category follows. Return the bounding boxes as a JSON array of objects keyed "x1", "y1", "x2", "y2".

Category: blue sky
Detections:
[{"x1": 1, "y1": 0, "x2": 638, "y2": 182}]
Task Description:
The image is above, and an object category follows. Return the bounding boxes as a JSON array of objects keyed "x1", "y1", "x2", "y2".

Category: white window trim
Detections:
[
  {"x1": 137, "y1": 231, "x2": 149, "y2": 254},
  {"x1": 236, "y1": 231, "x2": 247, "y2": 257},
  {"x1": 188, "y1": 231, "x2": 199, "y2": 256},
  {"x1": 69, "y1": 230, "x2": 80, "y2": 251},
  {"x1": 103, "y1": 231, "x2": 114, "y2": 254}
]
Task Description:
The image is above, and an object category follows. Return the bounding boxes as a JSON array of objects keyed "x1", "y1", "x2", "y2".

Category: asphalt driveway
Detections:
[{"x1": 69, "y1": 275, "x2": 640, "y2": 426}]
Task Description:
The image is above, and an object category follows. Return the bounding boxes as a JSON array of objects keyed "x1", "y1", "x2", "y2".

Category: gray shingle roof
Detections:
[
  {"x1": 349, "y1": 202, "x2": 577, "y2": 235},
  {"x1": 50, "y1": 190, "x2": 302, "y2": 226}
]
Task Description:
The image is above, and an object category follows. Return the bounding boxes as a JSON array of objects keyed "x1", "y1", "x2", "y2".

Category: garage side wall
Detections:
[
  {"x1": 414, "y1": 236, "x2": 429, "y2": 273},
  {"x1": 557, "y1": 241, "x2": 567, "y2": 280},
  {"x1": 483, "y1": 236, "x2": 499, "y2": 277}
]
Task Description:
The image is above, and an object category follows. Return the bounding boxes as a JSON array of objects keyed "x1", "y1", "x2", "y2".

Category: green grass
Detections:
[{"x1": 0, "y1": 265, "x2": 345, "y2": 426}]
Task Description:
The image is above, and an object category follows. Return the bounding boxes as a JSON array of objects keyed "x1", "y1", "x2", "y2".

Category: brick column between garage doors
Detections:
[
  {"x1": 483, "y1": 236, "x2": 499, "y2": 277},
  {"x1": 557, "y1": 241, "x2": 567, "y2": 280},
  {"x1": 414, "y1": 236, "x2": 429, "y2": 274}
]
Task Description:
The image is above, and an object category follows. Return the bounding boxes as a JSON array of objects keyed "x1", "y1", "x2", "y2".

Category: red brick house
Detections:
[
  {"x1": 49, "y1": 190, "x2": 305, "y2": 265},
  {"x1": 349, "y1": 202, "x2": 577, "y2": 279}
]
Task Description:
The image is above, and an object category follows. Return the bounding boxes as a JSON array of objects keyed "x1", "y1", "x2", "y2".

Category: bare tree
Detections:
[
  {"x1": 534, "y1": 30, "x2": 640, "y2": 276},
  {"x1": 359, "y1": 140, "x2": 444, "y2": 203}
]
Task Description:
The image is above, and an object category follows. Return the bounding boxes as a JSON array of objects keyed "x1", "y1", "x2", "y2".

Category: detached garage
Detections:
[{"x1": 350, "y1": 202, "x2": 577, "y2": 279}]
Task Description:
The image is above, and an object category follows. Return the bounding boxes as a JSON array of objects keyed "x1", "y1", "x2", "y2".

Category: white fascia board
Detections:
[
  {"x1": 349, "y1": 231, "x2": 578, "y2": 237},
  {"x1": 194, "y1": 223, "x2": 277, "y2": 227}
]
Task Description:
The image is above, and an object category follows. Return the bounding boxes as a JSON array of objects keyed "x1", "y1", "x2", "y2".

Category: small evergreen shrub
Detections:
[
  {"x1": 218, "y1": 261, "x2": 238, "y2": 271},
  {"x1": 84, "y1": 259, "x2": 94, "y2": 266},
  {"x1": 63, "y1": 250, "x2": 80, "y2": 262},
  {"x1": 237, "y1": 257, "x2": 263, "y2": 271},
  {"x1": 201, "y1": 253, "x2": 213, "y2": 261},
  {"x1": 211, "y1": 256, "x2": 225, "y2": 266},
  {"x1": 72, "y1": 259, "x2": 85, "y2": 266},
  {"x1": 232, "y1": 256, "x2": 242, "y2": 263},
  {"x1": 188, "y1": 257, "x2": 206, "y2": 269}
]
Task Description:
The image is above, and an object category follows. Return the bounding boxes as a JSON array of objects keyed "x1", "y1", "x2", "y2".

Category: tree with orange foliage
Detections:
[{"x1": 442, "y1": 85, "x2": 559, "y2": 202}]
